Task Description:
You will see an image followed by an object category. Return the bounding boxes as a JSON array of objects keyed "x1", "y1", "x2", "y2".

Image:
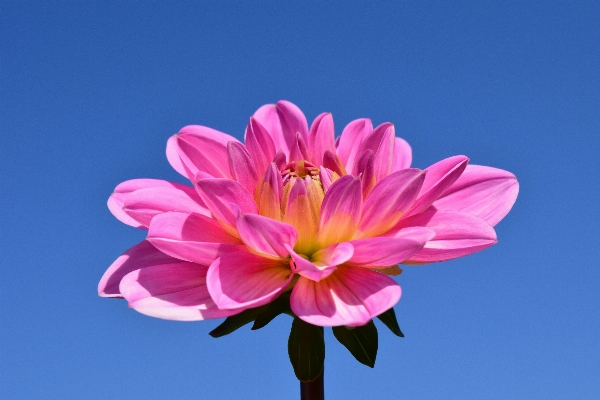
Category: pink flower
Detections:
[{"x1": 99, "y1": 100, "x2": 518, "y2": 327}]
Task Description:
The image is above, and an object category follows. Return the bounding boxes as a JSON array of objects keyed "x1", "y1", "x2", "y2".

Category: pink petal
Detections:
[
  {"x1": 358, "y1": 169, "x2": 426, "y2": 238},
  {"x1": 147, "y1": 212, "x2": 245, "y2": 265},
  {"x1": 286, "y1": 244, "x2": 338, "y2": 282},
  {"x1": 166, "y1": 135, "x2": 188, "y2": 177},
  {"x1": 348, "y1": 227, "x2": 435, "y2": 267},
  {"x1": 244, "y1": 117, "x2": 276, "y2": 178},
  {"x1": 319, "y1": 167, "x2": 335, "y2": 192},
  {"x1": 174, "y1": 125, "x2": 239, "y2": 180},
  {"x1": 256, "y1": 163, "x2": 283, "y2": 221},
  {"x1": 431, "y1": 164, "x2": 519, "y2": 227},
  {"x1": 322, "y1": 149, "x2": 347, "y2": 176},
  {"x1": 398, "y1": 210, "x2": 498, "y2": 264},
  {"x1": 312, "y1": 242, "x2": 355, "y2": 266},
  {"x1": 308, "y1": 112, "x2": 336, "y2": 166},
  {"x1": 277, "y1": 100, "x2": 309, "y2": 152},
  {"x1": 194, "y1": 177, "x2": 258, "y2": 234},
  {"x1": 406, "y1": 155, "x2": 469, "y2": 217},
  {"x1": 318, "y1": 175, "x2": 362, "y2": 246},
  {"x1": 236, "y1": 213, "x2": 298, "y2": 259},
  {"x1": 108, "y1": 179, "x2": 207, "y2": 229},
  {"x1": 337, "y1": 118, "x2": 373, "y2": 173},
  {"x1": 98, "y1": 240, "x2": 175, "y2": 297},
  {"x1": 392, "y1": 136, "x2": 412, "y2": 171},
  {"x1": 356, "y1": 122, "x2": 395, "y2": 180},
  {"x1": 119, "y1": 262, "x2": 236, "y2": 321},
  {"x1": 354, "y1": 150, "x2": 376, "y2": 198},
  {"x1": 288, "y1": 132, "x2": 310, "y2": 162},
  {"x1": 206, "y1": 252, "x2": 293, "y2": 310},
  {"x1": 290, "y1": 267, "x2": 401, "y2": 327},
  {"x1": 227, "y1": 141, "x2": 259, "y2": 195},
  {"x1": 254, "y1": 104, "x2": 288, "y2": 155}
]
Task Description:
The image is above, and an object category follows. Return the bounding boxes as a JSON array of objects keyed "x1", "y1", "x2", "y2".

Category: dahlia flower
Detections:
[{"x1": 99, "y1": 100, "x2": 518, "y2": 380}]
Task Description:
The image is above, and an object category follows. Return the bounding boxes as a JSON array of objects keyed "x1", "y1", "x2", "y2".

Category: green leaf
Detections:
[
  {"x1": 288, "y1": 318, "x2": 325, "y2": 382},
  {"x1": 376, "y1": 307, "x2": 404, "y2": 337},
  {"x1": 252, "y1": 291, "x2": 292, "y2": 330},
  {"x1": 209, "y1": 305, "x2": 268, "y2": 338},
  {"x1": 332, "y1": 321, "x2": 378, "y2": 367}
]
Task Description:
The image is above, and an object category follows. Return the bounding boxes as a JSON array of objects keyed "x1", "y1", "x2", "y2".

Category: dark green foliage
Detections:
[
  {"x1": 288, "y1": 318, "x2": 325, "y2": 382},
  {"x1": 332, "y1": 320, "x2": 378, "y2": 367},
  {"x1": 252, "y1": 291, "x2": 292, "y2": 330},
  {"x1": 376, "y1": 307, "x2": 404, "y2": 337}
]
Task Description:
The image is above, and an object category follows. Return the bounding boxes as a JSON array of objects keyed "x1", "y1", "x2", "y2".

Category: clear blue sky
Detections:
[{"x1": 2, "y1": 2, "x2": 599, "y2": 399}]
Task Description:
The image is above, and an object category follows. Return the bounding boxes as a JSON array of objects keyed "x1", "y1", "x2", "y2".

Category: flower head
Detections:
[{"x1": 100, "y1": 100, "x2": 518, "y2": 328}]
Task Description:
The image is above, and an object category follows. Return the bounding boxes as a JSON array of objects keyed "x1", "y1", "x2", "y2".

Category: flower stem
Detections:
[{"x1": 300, "y1": 369, "x2": 324, "y2": 400}]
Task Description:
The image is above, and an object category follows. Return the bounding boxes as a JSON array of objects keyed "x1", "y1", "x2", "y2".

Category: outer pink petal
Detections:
[
  {"x1": 358, "y1": 169, "x2": 426, "y2": 237},
  {"x1": 206, "y1": 252, "x2": 293, "y2": 310},
  {"x1": 354, "y1": 150, "x2": 376, "y2": 198},
  {"x1": 120, "y1": 186, "x2": 209, "y2": 229},
  {"x1": 286, "y1": 244, "x2": 338, "y2": 282},
  {"x1": 356, "y1": 122, "x2": 395, "y2": 180},
  {"x1": 398, "y1": 210, "x2": 498, "y2": 264},
  {"x1": 227, "y1": 141, "x2": 259, "y2": 195},
  {"x1": 308, "y1": 113, "x2": 336, "y2": 166},
  {"x1": 98, "y1": 240, "x2": 175, "y2": 297},
  {"x1": 337, "y1": 118, "x2": 373, "y2": 173},
  {"x1": 108, "y1": 179, "x2": 207, "y2": 229},
  {"x1": 277, "y1": 100, "x2": 309, "y2": 152},
  {"x1": 119, "y1": 262, "x2": 236, "y2": 321},
  {"x1": 254, "y1": 104, "x2": 288, "y2": 155},
  {"x1": 236, "y1": 213, "x2": 298, "y2": 259},
  {"x1": 166, "y1": 135, "x2": 188, "y2": 177},
  {"x1": 290, "y1": 266, "x2": 401, "y2": 327},
  {"x1": 392, "y1": 137, "x2": 412, "y2": 171},
  {"x1": 406, "y1": 155, "x2": 469, "y2": 217},
  {"x1": 348, "y1": 227, "x2": 435, "y2": 267},
  {"x1": 244, "y1": 117, "x2": 276, "y2": 178},
  {"x1": 431, "y1": 164, "x2": 519, "y2": 227},
  {"x1": 147, "y1": 211, "x2": 245, "y2": 265},
  {"x1": 173, "y1": 125, "x2": 239, "y2": 180},
  {"x1": 194, "y1": 177, "x2": 258, "y2": 234}
]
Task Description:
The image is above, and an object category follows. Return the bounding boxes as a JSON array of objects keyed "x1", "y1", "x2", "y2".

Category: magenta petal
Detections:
[
  {"x1": 318, "y1": 175, "x2": 362, "y2": 244},
  {"x1": 121, "y1": 186, "x2": 209, "y2": 229},
  {"x1": 147, "y1": 211, "x2": 245, "y2": 265},
  {"x1": 245, "y1": 117, "x2": 276, "y2": 178},
  {"x1": 308, "y1": 112, "x2": 336, "y2": 166},
  {"x1": 319, "y1": 167, "x2": 335, "y2": 192},
  {"x1": 337, "y1": 118, "x2": 373, "y2": 173},
  {"x1": 194, "y1": 177, "x2": 258, "y2": 233},
  {"x1": 358, "y1": 169, "x2": 426, "y2": 237},
  {"x1": 290, "y1": 267, "x2": 401, "y2": 327},
  {"x1": 237, "y1": 213, "x2": 298, "y2": 259},
  {"x1": 174, "y1": 126, "x2": 239, "y2": 180},
  {"x1": 286, "y1": 244, "x2": 338, "y2": 282},
  {"x1": 407, "y1": 155, "x2": 469, "y2": 217},
  {"x1": 99, "y1": 240, "x2": 176, "y2": 297},
  {"x1": 206, "y1": 252, "x2": 293, "y2": 310},
  {"x1": 108, "y1": 179, "x2": 207, "y2": 229},
  {"x1": 399, "y1": 210, "x2": 497, "y2": 263},
  {"x1": 166, "y1": 135, "x2": 188, "y2": 177},
  {"x1": 392, "y1": 137, "x2": 412, "y2": 171},
  {"x1": 227, "y1": 141, "x2": 259, "y2": 195},
  {"x1": 348, "y1": 227, "x2": 435, "y2": 267},
  {"x1": 431, "y1": 164, "x2": 519, "y2": 227},
  {"x1": 354, "y1": 150, "x2": 376, "y2": 198},
  {"x1": 357, "y1": 122, "x2": 395, "y2": 180},
  {"x1": 119, "y1": 262, "x2": 236, "y2": 321},
  {"x1": 277, "y1": 100, "x2": 309, "y2": 152},
  {"x1": 253, "y1": 104, "x2": 288, "y2": 155},
  {"x1": 322, "y1": 149, "x2": 347, "y2": 177},
  {"x1": 312, "y1": 242, "x2": 354, "y2": 266}
]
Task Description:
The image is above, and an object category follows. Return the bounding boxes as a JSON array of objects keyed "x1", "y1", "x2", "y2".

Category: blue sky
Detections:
[{"x1": 1, "y1": 1, "x2": 599, "y2": 399}]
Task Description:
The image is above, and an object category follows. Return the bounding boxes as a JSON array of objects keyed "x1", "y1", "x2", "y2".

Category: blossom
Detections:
[{"x1": 99, "y1": 100, "x2": 518, "y2": 327}]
